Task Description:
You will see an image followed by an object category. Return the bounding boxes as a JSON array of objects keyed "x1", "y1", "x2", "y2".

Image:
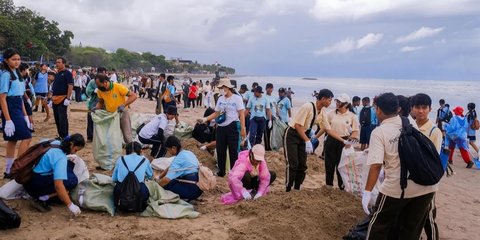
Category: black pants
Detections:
[
  {"x1": 87, "y1": 112, "x2": 94, "y2": 141},
  {"x1": 367, "y1": 192, "x2": 435, "y2": 240},
  {"x1": 133, "y1": 85, "x2": 139, "y2": 93},
  {"x1": 196, "y1": 94, "x2": 202, "y2": 107},
  {"x1": 424, "y1": 194, "x2": 439, "y2": 240},
  {"x1": 284, "y1": 127, "x2": 307, "y2": 190},
  {"x1": 188, "y1": 98, "x2": 196, "y2": 108},
  {"x1": 138, "y1": 130, "x2": 166, "y2": 158},
  {"x1": 216, "y1": 121, "x2": 240, "y2": 177},
  {"x1": 241, "y1": 171, "x2": 277, "y2": 191},
  {"x1": 324, "y1": 136, "x2": 345, "y2": 188},
  {"x1": 264, "y1": 120, "x2": 272, "y2": 151},
  {"x1": 74, "y1": 86, "x2": 82, "y2": 102},
  {"x1": 53, "y1": 102, "x2": 69, "y2": 138}
]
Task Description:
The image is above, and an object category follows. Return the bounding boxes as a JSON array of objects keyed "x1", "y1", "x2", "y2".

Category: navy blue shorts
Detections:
[
  {"x1": 360, "y1": 125, "x2": 375, "y2": 144},
  {"x1": 468, "y1": 135, "x2": 476, "y2": 141},
  {"x1": 2, "y1": 96, "x2": 31, "y2": 141},
  {"x1": 36, "y1": 93, "x2": 47, "y2": 98},
  {"x1": 24, "y1": 161, "x2": 78, "y2": 199},
  {"x1": 164, "y1": 173, "x2": 203, "y2": 201}
]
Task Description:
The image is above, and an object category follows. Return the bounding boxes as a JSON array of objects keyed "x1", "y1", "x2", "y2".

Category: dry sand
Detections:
[{"x1": 0, "y1": 96, "x2": 479, "y2": 240}]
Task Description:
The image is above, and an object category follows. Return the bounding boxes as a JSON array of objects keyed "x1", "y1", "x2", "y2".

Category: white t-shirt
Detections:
[
  {"x1": 164, "y1": 120, "x2": 176, "y2": 138},
  {"x1": 110, "y1": 73, "x2": 118, "y2": 83},
  {"x1": 215, "y1": 94, "x2": 245, "y2": 127},
  {"x1": 139, "y1": 114, "x2": 168, "y2": 139}
]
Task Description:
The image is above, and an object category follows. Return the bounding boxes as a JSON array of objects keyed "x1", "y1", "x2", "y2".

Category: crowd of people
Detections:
[{"x1": 1, "y1": 47, "x2": 479, "y2": 239}]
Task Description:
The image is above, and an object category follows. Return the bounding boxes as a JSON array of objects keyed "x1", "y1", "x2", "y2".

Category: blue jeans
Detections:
[{"x1": 249, "y1": 117, "x2": 266, "y2": 145}]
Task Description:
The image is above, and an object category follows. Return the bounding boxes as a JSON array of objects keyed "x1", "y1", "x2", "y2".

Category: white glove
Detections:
[
  {"x1": 343, "y1": 139, "x2": 358, "y2": 146},
  {"x1": 200, "y1": 146, "x2": 207, "y2": 151},
  {"x1": 241, "y1": 189, "x2": 252, "y2": 200},
  {"x1": 362, "y1": 191, "x2": 372, "y2": 215},
  {"x1": 378, "y1": 169, "x2": 385, "y2": 183},
  {"x1": 68, "y1": 203, "x2": 81, "y2": 216},
  {"x1": 268, "y1": 120, "x2": 273, "y2": 129},
  {"x1": 4, "y1": 120, "x2": 15, "y2": 137},
  {"x1": 197, "y1": 117, "x2": 207, "y2": 124},
  {"x1": 27, "y1": 98, "x2": 32, "y2": 108},
  {"x1": 24, "y1": 116, "x2": 31, "y2": 130},
  {"x1": 305, "y1": 141, "x2": 313, "y2": 154},
  {"x1": 47, "y1": 101, "x2": 53, "y2": 109},
  {"x1": 94, "y1": 88, "x2": 98, "y2": 93},
  {"x1": 64, "y1": 99, "x2": 71, "y2": 106},
  {"x1": 253, "y1": 193, "x2": 262, "y2": 200}
]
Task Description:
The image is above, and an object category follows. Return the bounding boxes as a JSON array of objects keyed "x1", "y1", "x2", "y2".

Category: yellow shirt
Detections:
[
  {"x1": 418, "y1": 119, "x2": 443, "y2": 153},
  {"x1": 367, "y1": 116, "x2": 438, "y2": 199},
  {"x1": 326, "y1": 110, "x2": 359, "y2": 137},
  {"x1": 97, "y1": 82, "x2": 129, "y2": 113},
  {"x1": 289, "y1": 102, "x2": 317, "y2": 129}
]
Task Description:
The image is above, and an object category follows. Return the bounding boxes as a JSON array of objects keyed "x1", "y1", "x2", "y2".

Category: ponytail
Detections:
[{"x1": 60, "y1": 133, "x2": 85, "y2": 154}]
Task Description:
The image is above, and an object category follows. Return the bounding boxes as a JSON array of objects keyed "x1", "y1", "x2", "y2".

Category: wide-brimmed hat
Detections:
[
  {"x1": 240, "y1": 84, "x2": 248, "y2": 90},
  {"x1": 335, "y1": 93, "x2": 351, "y2": 104},
  {"x1": 251, "y1": 144, "x2": 265, "y2": 161},
  {"x1": 217, "y1": 78, "x2": 233, "y2": 88}
]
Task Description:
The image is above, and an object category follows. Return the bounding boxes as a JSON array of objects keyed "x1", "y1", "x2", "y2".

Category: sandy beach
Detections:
[{"x1": 0, "y1": 96, "x2": 479, "y2": 240}]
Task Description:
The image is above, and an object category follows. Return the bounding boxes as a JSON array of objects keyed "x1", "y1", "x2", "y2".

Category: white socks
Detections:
[{"x1": 5, "y1": 158, "x2": 14, "y2": 174}]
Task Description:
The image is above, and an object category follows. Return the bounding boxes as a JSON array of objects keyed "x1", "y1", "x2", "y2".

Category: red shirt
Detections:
[{"x1": 188, "y1": 85, "x2": 198, "y2": 99}]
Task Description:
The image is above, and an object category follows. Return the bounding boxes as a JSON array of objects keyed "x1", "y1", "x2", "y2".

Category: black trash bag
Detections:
[
  {"x1": 343, "y1": 215, "x2": 371, "y2": 240},
  {"x1": 0, "y1": 199, "x2": 21, "y2": 230}
]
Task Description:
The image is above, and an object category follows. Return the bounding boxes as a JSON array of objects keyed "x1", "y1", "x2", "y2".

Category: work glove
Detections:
[
  {"x1": 63, "y1": 99, "x2": 71, "y2": 106},
  {"x1": 4, "y1": 120, "x2": 15, "y2": 137},
  {"x1": 24, "y1": 116, "x2": 32, "y2": 130},
  {"x1": 343, "y1": 139, "x2": 358, "y2": 146},
  {"x1": 47, "y1": 100, "x2": 53, "y2": 109},
  {"x1": 200, "y1": 146, "x2": 207, "y2": 151},
  {"x1": 305, "y1": 141, "x2": 313, "y2": 154},
  {"x1": 241, "y1": 189, "x2": 252, "y2": 200},
  {"x1": 117, "y1": 104, "x2": 125, "y2": 113},
  {"x1": 362, "y1": 191, "x2": 372, "y2": 215},
  {"x1": 196, "y1": 117, "x2": 207, "y2": 124},
  {"x1": 94, "y1": 88, "x2": 98, "y2": 94},
  {"x1": 253, "y1": 193, "x2": 262, "y2": 200},
  {"x1": 68, "y1": 203, "x2": 81, "y2": 216},
  {"x1": 267, "y1": 120, "x2": 273, "y2": 129}
]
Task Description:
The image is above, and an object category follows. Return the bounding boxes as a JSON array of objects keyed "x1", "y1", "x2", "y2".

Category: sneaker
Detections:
[
  {"x1": 466, "y1": 161, "x2": 474, "y2": 169},
  {"x1": 30, "y1": 199, "x2": 51, "y2": 212}
]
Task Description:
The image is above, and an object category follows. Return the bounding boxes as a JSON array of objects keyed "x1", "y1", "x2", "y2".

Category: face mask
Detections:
[{"x1": 220, "y1": 89, "x2": 225, "y2": 96}]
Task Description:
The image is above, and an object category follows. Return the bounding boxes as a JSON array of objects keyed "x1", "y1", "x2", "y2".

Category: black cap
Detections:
[
  {"x1": 266, "y1": 83, "x2": 273, "y2": 89},
  {"x1": 254, "y1": 86, "x2": 264, "y2": 93},
  {"x1": 240, "y1": 84, "x2": 248, "y2": 90},
  {"x1": 278, "y1": 87, "x2": 286, "y2": 93},
  {"x1": 166, "y1": 106, "x2": 178, "y2": 115}
]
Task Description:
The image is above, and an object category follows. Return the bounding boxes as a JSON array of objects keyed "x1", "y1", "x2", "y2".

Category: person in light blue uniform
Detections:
[
  {"x1": 246, "y1": 86, "x2": 272, "y2": 145},
  {"x1": 263, "y1": 83, "x2": 277, "y2": 151},
  {"x1": 33, "y1": 63, "x2": 49, "y2": 113},
  {"x1": 277, "y1": 87, "x2": 292, "y2": 124},
  {"x1": 23, "y1": 134, "x2": 85, "y2": 215},
  {"x1": 157, "y1": 136, "x2": 203, "y2": 200},
  {"x1": 0, "y1": 48, "x2": 32, "y2": 179},
  {"x1": 112, "y1": 141, "x2": 153, "y2": 212}
]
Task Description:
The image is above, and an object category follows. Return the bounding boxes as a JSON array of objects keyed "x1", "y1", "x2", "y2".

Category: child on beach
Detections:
[{"x1": 466, "y1": 103, "x2": 479, "y2": 153}]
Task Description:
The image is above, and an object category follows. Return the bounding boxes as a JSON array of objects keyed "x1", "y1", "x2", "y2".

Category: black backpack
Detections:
[
  {"x1": 0, "y1": 199, "x2": 21, "y2": 230},
  {"x1": 116, "y1": 157, "x2": 146, "y2": 212},
  {"x1": 359, "y1": 107, "x2": 372, "y2": 126},
  {"x1": 398, "y1": 117, "x2": 444, "y2": 198}
]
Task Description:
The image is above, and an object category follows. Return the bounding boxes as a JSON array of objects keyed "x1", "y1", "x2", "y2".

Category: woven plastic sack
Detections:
[{"x1": 91, "y1": 110, "x2": 123, "y2": 170}]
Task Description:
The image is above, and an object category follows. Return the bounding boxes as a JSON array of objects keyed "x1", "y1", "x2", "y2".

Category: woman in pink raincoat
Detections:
[{"x1": 220, "y1": 144, "x2": 276, "y2": 205}]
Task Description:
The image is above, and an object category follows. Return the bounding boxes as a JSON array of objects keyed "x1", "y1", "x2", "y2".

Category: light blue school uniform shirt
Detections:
[
  {"x1": 247, "y1": 95, "x2": 270, "y2": 120},
  {"x1": 33, "y1": 141, "x2": 68, "y2": 180},
  {"x1": 277, "y1": 97, "x2": 292, "y2": 123},
  {"x1": 166, "y1": 150, "x2": 199, "y2": 180},
  {"x1": 0, "y1": 70, "x2": 26, "y2": 96},
  {"x1": 34, "y1": 72, "x2": 49, "y2": 93},
  {"x1": 265, "y1": 94, "x2": 277, "y2": 118},
  {"x1": 243, "y1": 91, "x2": 253, "y2": 104},
  {"x1": 168, "y1": 84, "x2": 176, "y2": 97},
  {"x1": 112, "y1": 154, "x2": 153, "y2": 183}
]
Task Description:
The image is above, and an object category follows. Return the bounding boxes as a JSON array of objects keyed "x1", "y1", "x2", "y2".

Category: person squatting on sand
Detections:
[
  {"x1": 197, "y1": 78, "x2": 246, "y2": 177},
  {"x1": 24, "y1": 134, "x2": 85, "y2": 215},
  {"x1": 0, "y1": 48, "x2": 32, "y2": 179},
  {"x1": 156, "y1": 136, "x2": 203, "y2": 201},
  {"x1": 221, "y1": 144, "x2": 276, "y2": 204},
  {"x1": 138, "y1": 105, "x2": 179, "y2": 159}
]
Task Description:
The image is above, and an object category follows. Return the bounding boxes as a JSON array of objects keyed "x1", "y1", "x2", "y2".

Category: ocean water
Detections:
[{"x1": 234, "y1": 76, "x2": 478, "y2": 114}]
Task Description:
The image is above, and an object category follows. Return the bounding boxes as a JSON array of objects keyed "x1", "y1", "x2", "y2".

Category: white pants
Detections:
[{"x1": 205, "y1": 92, "x2": 213, "y2": 108}]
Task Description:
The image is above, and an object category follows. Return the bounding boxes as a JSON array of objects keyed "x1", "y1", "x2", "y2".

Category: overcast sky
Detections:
[{"x1": 14, "y1": 0, "x2": 480, "y2": 80}]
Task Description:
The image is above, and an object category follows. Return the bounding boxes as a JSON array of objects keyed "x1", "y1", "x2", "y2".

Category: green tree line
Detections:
[{"x1": 0, "y1": 0, "x2": 235, "y2": 74}]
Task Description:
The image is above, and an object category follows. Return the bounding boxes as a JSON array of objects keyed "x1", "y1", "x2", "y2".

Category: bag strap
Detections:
[
  {"x1": 121, "y1": 157, "x2": 130, "y2": 171},
  {"x1": 429, "y1": 126, "x2": 437, "y2": 137},
  {"x1": 309, "y1": 102, "x2": 317, "y2": 130},
  {"x1": 121, "y1": 157, "x2": 146, "y2": 173}
]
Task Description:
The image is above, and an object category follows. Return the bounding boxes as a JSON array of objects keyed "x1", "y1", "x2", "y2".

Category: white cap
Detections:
[{"x1": 335, "y1": 93, "x2": 351, "y2": 104}]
